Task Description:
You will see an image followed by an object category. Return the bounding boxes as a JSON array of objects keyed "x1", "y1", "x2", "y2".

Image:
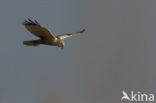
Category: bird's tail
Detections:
[{"x1": 23, "y1": 40, "x2": 41, "y2": 46}]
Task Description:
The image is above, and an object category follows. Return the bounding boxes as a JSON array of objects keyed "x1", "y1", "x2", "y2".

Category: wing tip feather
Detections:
[
  {"x1": 79, "y1": 29, "x2": 85, "y2": 34},
  {"x1": 22, "y1": 18, "x2": 40, "y2": 26}
]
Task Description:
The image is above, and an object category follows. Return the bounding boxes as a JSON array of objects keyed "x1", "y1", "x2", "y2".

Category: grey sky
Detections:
[{"x1": 0, "y1": 0, "x2": 156, "y2": 103}]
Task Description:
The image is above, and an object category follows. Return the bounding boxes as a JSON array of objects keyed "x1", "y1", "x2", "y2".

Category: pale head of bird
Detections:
[{"x1": 58, "y1": 39, "x2": 65, "y2": 49}]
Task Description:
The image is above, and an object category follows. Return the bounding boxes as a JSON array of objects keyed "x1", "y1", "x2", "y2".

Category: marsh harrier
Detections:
[{"x1": 22, "y1": 19, "x2": 85, "y2": 48}]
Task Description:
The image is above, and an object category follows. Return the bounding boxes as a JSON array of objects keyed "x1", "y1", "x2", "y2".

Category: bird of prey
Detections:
[{"x1": 22, "y1": 19, "x2": 85, "y2": 49}]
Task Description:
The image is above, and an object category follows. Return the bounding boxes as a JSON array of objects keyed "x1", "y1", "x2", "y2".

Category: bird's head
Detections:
[{"x1": 58, "y1": 40, "x2": 65, "y2": 49}]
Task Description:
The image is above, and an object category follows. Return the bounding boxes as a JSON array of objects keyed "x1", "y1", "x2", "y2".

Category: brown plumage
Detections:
[{"x1": 22, "y1": 19, "x2": 85, "y2": 49}]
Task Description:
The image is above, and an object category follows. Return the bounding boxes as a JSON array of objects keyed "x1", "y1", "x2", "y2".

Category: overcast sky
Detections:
[{"x1": 0, "y1": 0, "x2": 156, "y2": 103}]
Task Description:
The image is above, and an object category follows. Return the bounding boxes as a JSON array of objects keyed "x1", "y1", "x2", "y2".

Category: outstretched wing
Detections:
[
  {"x1": 57, "y1": 29, "x2": 85, "y2": 40},
  {"x1": 23, "y1": 18, "x2": 56, "y2": 40}
]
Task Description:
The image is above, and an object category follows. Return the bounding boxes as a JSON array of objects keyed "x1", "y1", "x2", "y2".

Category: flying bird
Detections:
[{"x1": 22, "y1": 19, "x2": 85, "y2": 49}]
